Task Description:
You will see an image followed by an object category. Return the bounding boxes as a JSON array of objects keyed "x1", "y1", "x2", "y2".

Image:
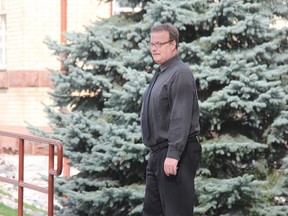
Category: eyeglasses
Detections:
[{"x1": 149, "y1": 40, "x2": 174, "y2": 49}]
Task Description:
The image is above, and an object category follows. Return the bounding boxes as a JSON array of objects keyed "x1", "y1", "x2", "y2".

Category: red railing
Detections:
[{"x1": 0, "y1": 130, "x2": 63, "y2": 216}]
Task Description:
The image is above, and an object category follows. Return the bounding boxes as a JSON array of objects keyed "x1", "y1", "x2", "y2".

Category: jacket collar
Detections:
[{"x1": 159, "y1": 55, "x2": 180, "y2": 73}]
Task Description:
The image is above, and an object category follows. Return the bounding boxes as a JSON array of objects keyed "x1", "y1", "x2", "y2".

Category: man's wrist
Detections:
[{"x1": 167, "y1": 146, "x2": 182, "y2": 160}]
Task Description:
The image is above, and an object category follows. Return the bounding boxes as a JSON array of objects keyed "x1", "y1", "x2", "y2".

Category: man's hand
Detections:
[{"x1": 164, "y1": 157, "x2": 178, "y2": 176}]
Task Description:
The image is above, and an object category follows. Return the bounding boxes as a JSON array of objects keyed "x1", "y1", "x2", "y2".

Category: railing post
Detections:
[
  {"x1": 0, "y1": 130, "x2": 63, "y2": 216},
  {"x1": 63, "y1": 157, "x2": 70, "y2": 177},
  {"x1": 18, "y1": 138, "x2": 24, "y2": 216},
  {"x1": 48, "y1": 144, "x2": 54, "y2": 216}
]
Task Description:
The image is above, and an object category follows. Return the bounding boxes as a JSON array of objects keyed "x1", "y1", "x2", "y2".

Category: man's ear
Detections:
[{"x1": 172, "y1": 41, "x2": 177, "y2": 51}]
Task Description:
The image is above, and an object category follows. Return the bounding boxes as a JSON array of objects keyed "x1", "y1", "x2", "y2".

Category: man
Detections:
[{"x1": 141, "y1": 23, "x2": 202, "y2": 216}]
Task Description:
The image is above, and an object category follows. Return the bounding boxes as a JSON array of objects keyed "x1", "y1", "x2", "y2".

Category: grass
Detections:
[
  {"x1": 0, "y1": 203, "x2": 30, "y2": 216},
  {"x1": 0, "y1": 202, "x2": 47, "y2": 216},
  {"x1": 0, "y1": 202, "x2": 19, "y2": 216},
  {"x1": 0, "y1": 188, "x2": 11, "y2": 198},
  {"x1": 0, "y1": 186, "x2": 47, "y2": 216},
  {"x1": 24, "y1": 202, "x2": 47, "y2": 215}
]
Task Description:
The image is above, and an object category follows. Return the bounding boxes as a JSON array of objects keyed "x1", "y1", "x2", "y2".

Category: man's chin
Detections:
[{"x1": 153, "y1": 57, "x2": 162, "y2": 64}]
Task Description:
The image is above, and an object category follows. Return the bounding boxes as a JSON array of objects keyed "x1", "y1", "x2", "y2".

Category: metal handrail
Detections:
[{"x1": 0, "y1": 130, "x2": 63, "y2": 216}]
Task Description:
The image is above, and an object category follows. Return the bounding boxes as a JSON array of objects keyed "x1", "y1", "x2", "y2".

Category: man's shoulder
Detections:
[
  {"x1": 171, "y1": 61, "x2": 196, "y2": 85},
  {"x1": 174, "y1": 59, "x2": 192, "y2": 74}
]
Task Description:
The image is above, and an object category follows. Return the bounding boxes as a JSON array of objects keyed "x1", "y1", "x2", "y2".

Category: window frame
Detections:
[{"x1": 0, "y1": 0, "x2": 6, "y2": 70}]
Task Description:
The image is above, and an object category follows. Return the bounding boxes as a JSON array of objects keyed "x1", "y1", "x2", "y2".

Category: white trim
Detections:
[
  {"x1": 0, "y1": 13, "x2": 6, "y2": 69},
  {"x1": 0, "y1": 0, "x2": 6, "y2": 70}
]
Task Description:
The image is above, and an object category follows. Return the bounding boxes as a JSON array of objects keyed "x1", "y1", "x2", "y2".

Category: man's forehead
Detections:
[
  {"x1": 150, "y1": 31, "x2": 169, "y2": 39},
  {"x1": 151, "y1": 30, "x2": 168, "y2": 35}
]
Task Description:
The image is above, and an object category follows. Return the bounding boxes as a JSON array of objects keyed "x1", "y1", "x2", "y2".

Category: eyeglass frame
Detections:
[{"x1": 149, "y1": 39, "x2": 174, "y2": 49}]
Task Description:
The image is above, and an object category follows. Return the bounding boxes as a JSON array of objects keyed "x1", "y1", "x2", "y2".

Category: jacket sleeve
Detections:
[{"x1": 166, "y1": 70, "x2": 197, "y2": 160}]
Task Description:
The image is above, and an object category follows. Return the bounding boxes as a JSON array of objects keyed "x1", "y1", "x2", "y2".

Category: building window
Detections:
[
  {"x1": 112, "y1": 0, "x2": 142, "y2": 15},
  {"x1": 0, "y1": 0, "x2": 6, "y2": 70}
]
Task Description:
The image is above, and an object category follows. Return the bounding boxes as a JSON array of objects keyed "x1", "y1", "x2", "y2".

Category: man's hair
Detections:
[{"x1": 151, "y1": 23, "x2": 179, "y2": 48}]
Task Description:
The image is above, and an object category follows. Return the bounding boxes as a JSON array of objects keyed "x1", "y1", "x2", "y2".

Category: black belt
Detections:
[{"x1": 149, "y1": 136, "x2": 199, "y2": 152}]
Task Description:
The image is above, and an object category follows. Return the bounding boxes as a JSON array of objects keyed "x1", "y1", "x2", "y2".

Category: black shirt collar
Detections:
[{"x1": 159, "y1": 55, "x2": 180, "y2": 73}]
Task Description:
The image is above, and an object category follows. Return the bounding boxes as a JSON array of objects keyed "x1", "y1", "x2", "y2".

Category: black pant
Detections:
[{"x1": 143, "y1": 140, "x2": 201, "y2": 216}]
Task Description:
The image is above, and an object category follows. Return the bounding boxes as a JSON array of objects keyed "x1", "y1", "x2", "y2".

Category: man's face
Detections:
[{"x1": 150, "y1": 31, "x2": 176, "y2": 65}]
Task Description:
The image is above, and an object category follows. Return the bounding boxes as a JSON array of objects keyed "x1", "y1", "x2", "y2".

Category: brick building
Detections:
[{"x1": 0, "y1": 0, "x2": 115, "y2": 153}]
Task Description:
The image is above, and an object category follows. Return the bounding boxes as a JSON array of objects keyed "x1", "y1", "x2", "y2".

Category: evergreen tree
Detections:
[{"x1": 29, "y1": 0, "x2": 288, "y2": 215}]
